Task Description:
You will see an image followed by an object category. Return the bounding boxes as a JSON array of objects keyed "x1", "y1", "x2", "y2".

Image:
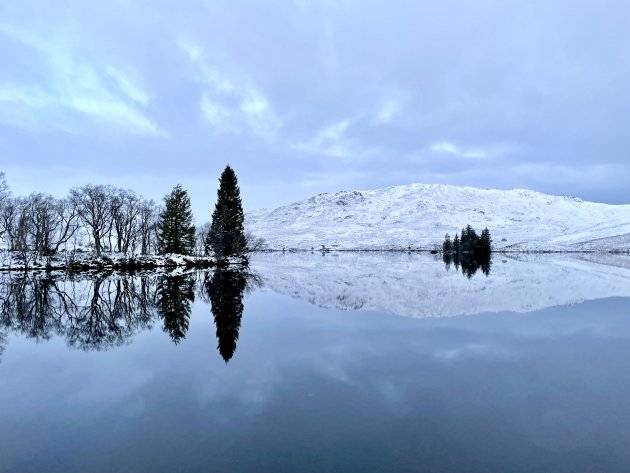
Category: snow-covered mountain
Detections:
[
  {"x1": 251, "y1": 252, "x2": 630, "y2": 318},
  {"x1": 246, "y1": 183, "x2": 630, "y2": 251}
]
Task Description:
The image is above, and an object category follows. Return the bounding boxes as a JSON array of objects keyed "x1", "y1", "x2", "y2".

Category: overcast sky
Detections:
[{"x1": 1, "y1": 0, "x2": 629, "y2": 220}]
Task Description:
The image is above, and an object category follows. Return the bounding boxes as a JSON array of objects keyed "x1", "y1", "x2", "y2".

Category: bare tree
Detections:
[
  {"x1": 244, "y1": 231, "x2": 266, "y2": 252},
  {"x1": 0, "y1": 172, "x2": 9, "y2": 208},
  {"x1": 111, "y1": 189, "x2": 142, "y2": 254},
  {"x1": 70, "y1": 185, "x2": 115, "y2": 256},
  {"x1": 23, "y1": 193, "x2": 80, "y2": 256},
  {"x1": 195, "y1": 222, "x2": 212, "y2": 256},
  {"x1": 136, "y1": 199, "x2": 158, "y2": 255},
  {"x1": 0, "y1": 173, "x2": 11, "y2": 242},
  {"x1": 0, "y1": 197, "x2": 19, "y2": 249}
]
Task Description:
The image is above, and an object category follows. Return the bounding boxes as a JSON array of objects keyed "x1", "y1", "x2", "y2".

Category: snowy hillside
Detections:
[
  {"x1": 246, "y1": 184, "x2": 630, "y2": 252},
  {"x1": 251, "y1": 252, "x2": 630, "y2": 318}
]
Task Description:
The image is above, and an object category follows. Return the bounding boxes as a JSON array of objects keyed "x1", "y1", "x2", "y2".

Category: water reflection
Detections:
[
  {"x1": 0, "y1": 274, "x2": 155, "y2": 352},
  {"x1": 156, "y1": 274, "x2": 195, "y2": 344},
  {"x1": 201, "y1": 269, "x2": 263, "y2": 362},
  {"x1": 443, "y1": 252, "x2": 492, "y2": 277},
  {"x1": 0, "y1": 268, "x2": 258, "y2": 362},
  {"x1": 251, "y1": 252, "x2": 630, "y2": 317}
]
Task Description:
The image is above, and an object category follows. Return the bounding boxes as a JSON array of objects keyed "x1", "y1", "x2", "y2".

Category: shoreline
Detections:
[
  {"x1": 1, "y1": 247, "x2": 629, "y2": 273},
  {"x1": 0, "y1": 251, "x2": 248, "y2": 273},
  {"x1": 254, "y1": 248, "x2": 630, "y2": 255}
]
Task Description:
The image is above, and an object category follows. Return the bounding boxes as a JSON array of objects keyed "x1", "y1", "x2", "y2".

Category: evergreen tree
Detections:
[
  {"x1": 453, "y1": 233, "x2": 460, "y2": 255},
  {"x1": 480, "y1": 228, "x2": 492, "y2": 256},
  {"x1": 157, "y1": 184, "x2": 195, "y2": 255},
  {"x1": 206, "y1": 165, "x2": 247, "y2": 258}
]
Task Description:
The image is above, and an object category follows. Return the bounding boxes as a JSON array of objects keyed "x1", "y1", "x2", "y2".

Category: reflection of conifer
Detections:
[
  {"x1": 156, "y1": 274, "x2": 195, "y2": 344},
  {"x1": 204, "y1": 269, "x2": 247, "y2": 362},
  {"x1": 442, "y1": 234, "x2": 452, "y2": 254}
]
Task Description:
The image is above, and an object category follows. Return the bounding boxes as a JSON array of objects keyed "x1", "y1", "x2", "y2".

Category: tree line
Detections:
[
  {"x1": 0, "y1": 166, "x2": 253, "y2": 260},
  {"x1": 442, "y1": 225, "x2": 492, "y2": 258}
]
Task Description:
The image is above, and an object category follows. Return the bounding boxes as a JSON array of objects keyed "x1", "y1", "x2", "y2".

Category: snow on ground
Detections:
[
  {"x1": 250, "y1": 252, "x2": 630, "y2": 318},
  {"x1": 0, "y1": 250, "x2": 219, "y2": 271},
  {"x1": 246, "y1": 183, "x2": 630, "y2": 252}
]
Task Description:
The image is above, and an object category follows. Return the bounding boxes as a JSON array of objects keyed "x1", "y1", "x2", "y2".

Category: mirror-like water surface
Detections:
[{"x1": 1, "y1": 253, "x2": 630, "y2": 473}]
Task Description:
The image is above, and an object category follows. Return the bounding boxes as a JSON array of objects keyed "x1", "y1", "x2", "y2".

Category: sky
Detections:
[{"x1": 1, "y1": 0, "x2": 629, "y2": 221}]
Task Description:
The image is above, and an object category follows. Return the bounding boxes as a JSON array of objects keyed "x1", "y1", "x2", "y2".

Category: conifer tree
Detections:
[
  {"x1": 453, "y1": 233, "x2": 460, "y2": 255},
  {"x1": 206, "y1": 165, "x2": 247, "y2": 258},
  {"x1": 480, "y1": 228, "x2": 492, "y2": 256},
  {"x1": 157, "y1": 184, "x2": 195, "y2": 255}
]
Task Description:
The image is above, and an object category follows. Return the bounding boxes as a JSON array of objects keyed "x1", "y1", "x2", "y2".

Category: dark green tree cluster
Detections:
[
  {"x1": 444, "y1": 225, "x2": 492, "y2": 257},
  {"x1": 157, "y1": 184, "x2": 195, "y2": 255},
  {"x1": 206, "y1": 165, "x2": 247, "y2": 259},
  {"x1": 442, "y1": 225, "x2": 492, "y2": 278}
]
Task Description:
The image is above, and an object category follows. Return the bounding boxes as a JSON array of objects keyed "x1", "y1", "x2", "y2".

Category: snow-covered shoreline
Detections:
[
  {"x1": 0, "y1": 250, "x2": 247, "y2": 272},
  {"x1": 254, "y1": 248, "x2": 630, "y2": 254}
]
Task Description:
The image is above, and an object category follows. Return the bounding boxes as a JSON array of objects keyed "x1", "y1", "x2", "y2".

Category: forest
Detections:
[{"x1": 0, "y1": 166, "x2": 256, "y2": 266}]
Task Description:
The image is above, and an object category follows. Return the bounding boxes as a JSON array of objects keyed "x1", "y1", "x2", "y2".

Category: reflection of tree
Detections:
[
  {"x1": 443, "y1": 253, "x2": 492, "y2": 278},
  {"x1": 0, "y1": 268, "x2": 262, "y2": 363},
  {"x1": 202, "y1": 269, "x2": 250, "y2": 362},
  {"x1": 0, "y1": 272, "x2": 158, "y2": 357},
  {"x1": 65, "y1": 275, "x2": 156, "y2": 351},
  {"x1": 155, "y1": 274, "x2": 195, "y2": 344}
]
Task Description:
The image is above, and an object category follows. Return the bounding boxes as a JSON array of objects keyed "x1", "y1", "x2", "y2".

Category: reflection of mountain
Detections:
[{"x1": 251, "y1": 252, "x2": 630, "y2": 317}]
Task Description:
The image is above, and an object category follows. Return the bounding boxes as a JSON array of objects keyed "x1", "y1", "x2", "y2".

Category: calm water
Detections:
[{"x1": 1, "y1": 253, "x2": 630, "y2": 473}]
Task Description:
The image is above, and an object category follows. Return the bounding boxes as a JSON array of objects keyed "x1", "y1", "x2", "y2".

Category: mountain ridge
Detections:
[{"x1": 245, "y1": 183, "x2": 630, "y2": 252}]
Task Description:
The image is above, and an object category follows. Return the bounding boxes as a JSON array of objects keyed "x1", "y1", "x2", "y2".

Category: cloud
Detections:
[
  {"x1": 240, "y1": 88, "x2": 283, "y2": 141},
  {"x1": 178, "y1": 39, "x2": 282, "y2": 141},
  {"x1": 200, "y1": 94, "x2": 233, "y2": 131},
  {"x1": 293, "y1": 120, "x2": 371, "y2": 159},
  {"x1": 375, "y1": 91, "x2": 408, "y2": 124},
  {"x1": 0, "y1": 23, "x2": 160, "y2": 135},
  {"x1": 431, "y1": 141, "x2": 488, "y2": 159}
]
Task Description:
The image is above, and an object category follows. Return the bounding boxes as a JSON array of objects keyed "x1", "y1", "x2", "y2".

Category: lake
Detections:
[{"x1": 1, "y1": 252, "x2": 630, "y2": 472}]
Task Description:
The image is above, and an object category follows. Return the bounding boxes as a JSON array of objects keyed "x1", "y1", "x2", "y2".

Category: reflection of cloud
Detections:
[
  {"x1": 178, "y1": 39, "x2": 282, "y2": 141},
  {"x1": 433, "y1": 344, "x2": 505, "y2": 361},
  {"x1": 0, "y1": 23, "x2": 160, "y2": 135}
]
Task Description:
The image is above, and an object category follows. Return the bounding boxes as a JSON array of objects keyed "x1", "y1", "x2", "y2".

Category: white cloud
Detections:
[
  {"x1": 431, "y1": 141, "x2": 488, "y2": 159},
  {"x1": 178, "y1": 39, "x2": 282, "y2": 141},
  {"x1": 375, "y1": 91, "x2": 408, "y2": 124},
  {"x1": 240, "y1": 88, "x2": 282, "y2": 141},
  {"x1": 200, "y1": 94, "x2": 232, "y2": 131},
  {"x1": 293, "y1": 119, "x2": 375, "y2": 160},
  {"x1": 0, "y1": 24, "x2": 159, "y2": 135}
]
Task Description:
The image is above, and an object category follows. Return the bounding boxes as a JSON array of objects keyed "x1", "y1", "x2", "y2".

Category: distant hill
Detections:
[{"x1": 246, "y1": 183, "x2": 630, "y2": 252}]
